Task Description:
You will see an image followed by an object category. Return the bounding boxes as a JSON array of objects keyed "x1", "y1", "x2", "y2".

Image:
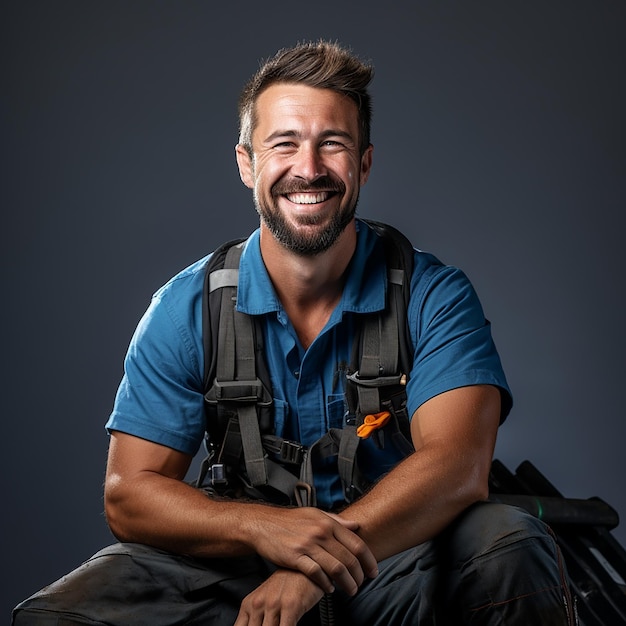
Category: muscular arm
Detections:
[
  {"x1": 104, "y1": 432, "x2": 377, "y2": 594},
  {"x1": 105, "y1": 432, "x2": 246, "y2": 557},
  {"x1": 342, "y1": 384, "x2": 501, "y2": 561},
  {"x1": 233, "y1": 383, "x2": 501, "y2": 625}
]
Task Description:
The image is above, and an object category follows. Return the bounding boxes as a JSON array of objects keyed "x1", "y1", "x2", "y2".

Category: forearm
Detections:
[
  {"x1": 342, "y1": 385, "x2": 500, "y2": 561},
  {"x1": 106, "y1": 468, "x2": 378, "y2": 597},
  {"x1": 105, "y1": 471, "x2": 267, "y2": 558},
  {"x1": 342, "y1": 442, "x2": 490, "y2": 561},
  {"x1": 104, "y1": 432, "x2": 377, "y2": 595}
]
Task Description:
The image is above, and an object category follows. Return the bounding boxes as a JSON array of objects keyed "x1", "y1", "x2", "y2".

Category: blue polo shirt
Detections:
[{"x1": 107, "y1": 219, "x2": 511, "y2": 509}]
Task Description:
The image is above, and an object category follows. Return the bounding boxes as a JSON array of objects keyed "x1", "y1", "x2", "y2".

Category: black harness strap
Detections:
[
  {"x1": 296, "y1": 427, "x2": 369, "y2": 507},
  {"x1": 345, "y1": 222, "x2": 415, "y2": 451},
  {"x1": 350, "y1": 270, "x2": 403, "y2": 417},
  {"x1": 207, "y1": 243, "x2": 268, "y2": 487},
  {"x1": 199, "y1": 221, "x2": 417, "y2": 507}
]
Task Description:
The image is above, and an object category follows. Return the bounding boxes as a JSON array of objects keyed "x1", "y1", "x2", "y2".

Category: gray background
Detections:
[{"x1": 2, "y1": 0, "x2": 624, "y2": 617}]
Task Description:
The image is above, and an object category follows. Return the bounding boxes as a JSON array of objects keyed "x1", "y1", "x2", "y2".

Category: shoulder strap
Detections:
[
  {"x1": 361, "y1": 219, "x2": 415, "y2": 376},
  {"x1": 199, "y1": 222, "x2": 416, "y2": 505},
  {"x1": 202, "y1": 238, "x2": 273, "y2": 488},
  {"x1": 346, "y1": 220, "x2": 415, "y2": 441},
  {"x1": 201, "y1": 237, "x2": 247, "y2": 391}
]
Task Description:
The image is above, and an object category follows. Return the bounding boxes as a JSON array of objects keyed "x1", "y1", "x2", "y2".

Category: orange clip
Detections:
[{"x1": 356, "y1": 411, "x2": 391, "y2": 438}]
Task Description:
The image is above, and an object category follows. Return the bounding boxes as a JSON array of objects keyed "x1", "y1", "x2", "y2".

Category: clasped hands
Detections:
[{"x1": 234, "y1": 506, "x2": 378, "y2": 626}]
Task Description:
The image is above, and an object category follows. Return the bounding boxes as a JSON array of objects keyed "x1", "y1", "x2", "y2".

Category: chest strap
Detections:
[{"x1": 204, "y1": 243, "x2": 271, "y2": 487}]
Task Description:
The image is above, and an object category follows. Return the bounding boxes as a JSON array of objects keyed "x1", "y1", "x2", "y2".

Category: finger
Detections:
[
  {"x1": 296, "y1": 535, "x2": 365, "y2": 595},
  {"x1": 294, "y1": 523, "x2": 375, "y2": 594},
  {"x1": 294, "y1": 554, "x2": 335, "y2": 593},
  {"x1": 261, "y1": 610, "x2": 280, "y2": 626},
  {"x1": 237, "y1": 602, "x2": 268, "y2": 626},
  {"x1": 308, "y1": 543, "x2": 365, "y2": 595},
  {"x1": 330, "y1": 522, "x2": 379, "y2": 580},
  {"x1": 234, "y1": 608, "x2": 248, "y2": 626},
  {"x1": 322, "y1": 512, "x2": 378, "y2": 579}
]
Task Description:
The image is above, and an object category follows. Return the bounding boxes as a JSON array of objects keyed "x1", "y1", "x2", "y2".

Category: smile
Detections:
[{"x1": 284, "y1": 191, "x2": 335, "y2": 205}]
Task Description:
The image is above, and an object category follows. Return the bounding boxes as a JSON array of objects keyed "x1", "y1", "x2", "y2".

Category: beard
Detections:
[{"x1": 254, "y1": 176, "x2": 358, "y2": 256}]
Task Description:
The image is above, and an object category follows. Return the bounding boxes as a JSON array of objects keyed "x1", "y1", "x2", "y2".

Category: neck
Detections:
[{"x1": 260, "y1": 221, "x2": 357, "y2": 348}]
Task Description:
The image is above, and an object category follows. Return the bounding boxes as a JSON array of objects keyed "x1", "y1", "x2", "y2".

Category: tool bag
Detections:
[{"x1": 489, "y1": 459, "x2": 626, "y2": 625}]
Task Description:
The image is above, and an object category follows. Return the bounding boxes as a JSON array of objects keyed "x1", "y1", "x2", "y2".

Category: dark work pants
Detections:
[{"x1": 12, "y1": 502, "x2": 577, "y2": 625}]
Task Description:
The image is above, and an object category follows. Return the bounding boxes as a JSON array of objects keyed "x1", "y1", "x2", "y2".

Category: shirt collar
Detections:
[{"x1": 237, "y1": 219, "x2": 387, "y2": 316}]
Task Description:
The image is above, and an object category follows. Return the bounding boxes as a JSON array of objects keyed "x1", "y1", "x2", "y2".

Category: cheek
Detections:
[{"x1": 255, "y1": 161, "x2": 287, "y2": 192}]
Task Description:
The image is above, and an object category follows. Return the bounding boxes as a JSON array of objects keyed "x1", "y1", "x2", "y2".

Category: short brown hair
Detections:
[{"x1": 238, "y1": 40, "x2": 373, "y2": 156}]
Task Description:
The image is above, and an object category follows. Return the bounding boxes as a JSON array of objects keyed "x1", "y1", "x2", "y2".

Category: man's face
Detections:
[{"x1": 236, "y1": 83, "x2": 373, "y2": 256}]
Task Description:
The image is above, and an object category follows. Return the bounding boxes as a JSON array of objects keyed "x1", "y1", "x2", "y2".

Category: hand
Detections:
[
  {"x1": 234, "y1": 569, "x2": 325, "y2": 626},
  {"x1": 245, "y1": 506, "x2": 377, "y2": 595}
]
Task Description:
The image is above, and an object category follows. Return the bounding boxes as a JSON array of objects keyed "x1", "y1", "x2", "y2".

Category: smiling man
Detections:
[
  {"x1": 13, "y1": 41, "x2": 576, "y2": 626},
  {"x1": 238, "y1": 82, "x2": 370, "y2": 259}
]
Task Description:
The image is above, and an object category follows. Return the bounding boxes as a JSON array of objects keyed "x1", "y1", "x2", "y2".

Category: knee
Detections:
[
  {"x1": 444, "y1": 501, "x2": 559, "y2": 568},
  {"x1": 441, "y1": 503, "x2": 575, "y2": 624}
]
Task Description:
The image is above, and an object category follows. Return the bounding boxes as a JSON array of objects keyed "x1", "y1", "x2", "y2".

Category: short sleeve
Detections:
[
  {"x1": 105, "y1": 268, "x2": 207, "y2": 456},
  {"x1": 405, "y1": 258, "x2": 512, "y2": 422}
]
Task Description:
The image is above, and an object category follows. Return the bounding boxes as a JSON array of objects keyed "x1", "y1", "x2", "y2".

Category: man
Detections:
[{"x1": 13, "y1": 41, "x2": 576, "y2": 625}]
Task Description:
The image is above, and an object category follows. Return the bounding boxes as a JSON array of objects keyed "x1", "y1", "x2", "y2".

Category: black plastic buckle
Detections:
[
  {"x1": 344, "y1": 484, "x2": 359, "y2": 502},
  {"x1": 212, "y1": 379, "x2": 264, "y2": 402},
  {"x1": 210, "y1": 463, "x2": 228, "y2": 486},
  {"x1": 206, "y1": 377, "x2": 272, "y2": 407},
  {"x1": 279, "y1": 440, "x2": 305, "y2": 465},
  {"x1": 346, "y1": 371, "x2": 405, "y2": 388}
]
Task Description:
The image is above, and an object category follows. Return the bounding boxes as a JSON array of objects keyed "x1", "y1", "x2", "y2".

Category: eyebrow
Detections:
[{"x1": 263, "y1": 129, "x2": 356, "y2": 143}]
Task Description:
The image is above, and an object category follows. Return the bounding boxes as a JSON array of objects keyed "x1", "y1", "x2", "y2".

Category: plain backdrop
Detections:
[{"x1": 2, "y1": 1, "x2": 625, "y2": 618}]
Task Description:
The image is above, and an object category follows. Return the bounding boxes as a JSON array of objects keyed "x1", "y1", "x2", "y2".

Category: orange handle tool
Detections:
[{"x1": 356, "y1": 411, "x2": 391, "y2": 438}]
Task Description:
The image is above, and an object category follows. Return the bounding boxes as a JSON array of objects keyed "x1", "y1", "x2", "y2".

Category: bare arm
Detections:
[
  {"x1": 105, "y1": 432, "x2": 246, "y2": 557},
  {"x1": 341, "y1": 384, "x2": 501, "y2": 560},
  {"x1": 104, "y1": 431, "x2": 377, "y2": 594},
  {"x1": 233, "y1": 384, "x2": 501, "y2": 625}
]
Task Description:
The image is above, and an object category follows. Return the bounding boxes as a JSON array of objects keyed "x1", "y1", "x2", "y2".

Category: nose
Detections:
[{"x1": 291, "y1": 143, "x2": 327, "y2": 182}]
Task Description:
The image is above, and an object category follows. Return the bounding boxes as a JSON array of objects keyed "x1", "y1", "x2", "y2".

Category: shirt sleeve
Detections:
[
  {"x1": 105, "y1": 272, "x2": 206, "y2": 456},
  {"x1": 405, "y1": 257, "x2": 512, "y2": 422}
]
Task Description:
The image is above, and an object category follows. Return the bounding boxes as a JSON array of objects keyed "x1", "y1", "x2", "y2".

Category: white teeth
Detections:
[{"x1": 286, "y1": 192, "x2": 329, "y2": 204}]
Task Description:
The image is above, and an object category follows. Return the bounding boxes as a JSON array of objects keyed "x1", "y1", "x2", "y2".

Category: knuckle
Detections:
[
  {"x1": 345, "y1": 553, "x2": 360, "y2": 571},
  {"x1": 248, "y1": 594, "x2": 265, "y2": 612},
  {"x1": 311, "y1": 520, "x2": 334, "y2": 540},
  {"x1": 351, "y1": 538, "x2": 370, "y2": 559},
  {"x1": 298, "y1": 555, "x2": 321, "y2": 577},
  {"x1": 328, "y1": 560, "x2": 348, "y2": 579}
]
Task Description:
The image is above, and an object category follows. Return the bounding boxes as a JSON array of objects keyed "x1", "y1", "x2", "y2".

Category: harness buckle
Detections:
[
  {"x1": 210, "y1": 463, "x2": 228, "y2": 486},
  {"x1": 206, "y1": 378, "x2": 272, "y2": 405},
  {"x1": 346, "y1": 371, "x2": 406, "y2": 388},
  {"x1": 279, "y1": 440, "x2": 306, "y2": 465}
]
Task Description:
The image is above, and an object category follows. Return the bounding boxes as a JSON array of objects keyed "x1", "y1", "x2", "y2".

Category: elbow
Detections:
[
  {"x1": 104, "y1": 476, "x2": 134, "y2": 542},
  {"x1": 469, "y1": 476, "x2": 490, "y2": 504},
  {"x1": 104, "y1": 502, "x2": 130, "y2": 543},
  {"x1": 460, "y1": 460, "x2": 491, "y2": 507}
]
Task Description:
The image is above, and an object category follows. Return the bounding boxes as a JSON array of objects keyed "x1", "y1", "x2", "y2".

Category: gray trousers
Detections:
[{"x1": 12, "y1": 502, "x2": 577, "y2": 625}]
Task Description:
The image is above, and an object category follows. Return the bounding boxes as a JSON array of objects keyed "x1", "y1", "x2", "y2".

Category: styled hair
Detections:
[{"x1": 238, "y1": 40, "x2": 373, "y2": 156}]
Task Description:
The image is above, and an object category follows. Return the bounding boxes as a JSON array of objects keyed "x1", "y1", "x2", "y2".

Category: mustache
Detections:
[{"x1": 271, "y1": 176, "x2": 345, "y2": 196}]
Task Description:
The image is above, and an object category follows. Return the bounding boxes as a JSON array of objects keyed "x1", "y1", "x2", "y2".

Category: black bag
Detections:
[{"x1": 489, "y1": 459, "x2": 626, "y2": 625}]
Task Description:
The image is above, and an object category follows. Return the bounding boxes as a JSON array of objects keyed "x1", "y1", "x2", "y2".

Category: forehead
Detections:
[{"x1": 253, "y1": 83, "x2": 360, "y2": 140}]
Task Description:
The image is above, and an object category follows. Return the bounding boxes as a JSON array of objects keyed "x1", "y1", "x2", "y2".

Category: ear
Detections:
[
  {"x1": 235, "y1": 144, "x2": 255, "y2": 189},
  {"x1": 359, "y1": 144, "x2": 373, "y2": 186}
]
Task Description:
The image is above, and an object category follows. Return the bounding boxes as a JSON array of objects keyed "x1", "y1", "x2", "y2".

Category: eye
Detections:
[
  {"x1": 320, "y1": 140, "x2": 345, "y2": 151},
  {"x1": 273, "y1": 141, "x2": 297, "y2": 152}
]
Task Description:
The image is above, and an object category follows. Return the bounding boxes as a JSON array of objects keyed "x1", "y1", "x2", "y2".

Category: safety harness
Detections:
[{"x1": 194, "y1": 220, "x2": 416, "y2": 508}]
